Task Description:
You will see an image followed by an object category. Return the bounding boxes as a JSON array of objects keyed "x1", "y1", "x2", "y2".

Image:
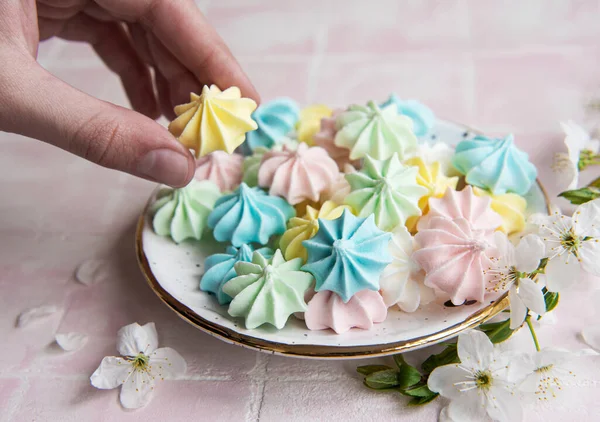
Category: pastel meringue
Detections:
[
  {"x1": 473, "y1": 187, "x2": 527, "y2": 235},
  {"x1": 417, "y1": 186, "x2": 503, "y2": 233},
  {"x1": 258, "y1": 142, "x2": 338, "y2": 204},
  {"x1": 320, "y1": 163, "x2": 357, "y2": 205},
  {"x1": 313, "y1": 112, "x2": 356, "y2": 170},
  {"x1": 151, "y1": 180, "x2": 221, "y2": 243},
  {"x1": 334, "y1": 101, "x2": 418, "y2": 161},
  {"x1": 304, "y1": 290, "x2": 387, "y2": 334},
  {"x1": 168, "y1": 85, "x2": 258, "y2": 157},
  {"x1": 295, "y1": 104, "x2": 333, "y2": 145},
  {"x1": 413, "y1": 217, "x2": 496, "y2": 305},
  {"x1": 380, "y1": 95, "x2": 436, "y2": 137},
  {"x1": 344, "y1": 154, "x2": 427, "y2": 232},
  {"x1": 413, "y1": 142, "x2": 458, "y2": 177},
  {"x1": 241, "y1": 137, "x2": 299, "y2": 187},
  {"x1": 194, "y1": 150, "x2": 244, "y2": 192},
  {"x1": 207, "y1": 183, "x2": 295, "y2": 246},
  {"x1": 404, "y1": 157, "x2": 459, "y2": 231},
  {"x1": 302, "y1": 210, "x2": 392, "y2": 302},
  {"x1": 200, "y1": 245, "x2": 273, "y2": 305},
  {"x1": 222, "y1": 250, "x2": 313, "y2": 329},
  {"x1": 452, "y1": 134, "x2": 537, "y2": 195},
  {"x1": 240, "y1": 98, "x2": 299, "y2": 155},
  {"x1": 379, "y1": 226, "x2": 435, "y2": 312},
  {"x1": 279, "y1": 201, "x2": 349, "y2": 262}
]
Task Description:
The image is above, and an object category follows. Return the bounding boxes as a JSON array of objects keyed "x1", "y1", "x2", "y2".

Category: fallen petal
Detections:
[
  {"x1": 582, "y1": 325, "x2": 600, "y2": 352},
  {"x1": 16, "y1": 305, "x2": 60, "y2": 328},
  {"x1": 75, "y1": 259, "x2": 110, "y2": 286},
  {"x1": 55, "y1": 332, "x2": 89, "y2": 352}
]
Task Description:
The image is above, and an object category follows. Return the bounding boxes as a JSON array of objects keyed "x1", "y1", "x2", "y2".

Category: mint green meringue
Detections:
[
  {"x1": 222, "y1": 250, "x2": 313, "y2": 329},
  {"x1": 334, "y1": 101, "x2": 418, "y2": 161},
  {"x1": 151, "y1": 180, "x2": 221, "y2": 243},
  {"x1": 344, "y1": 154, "x2": 427, "y2": 231}
]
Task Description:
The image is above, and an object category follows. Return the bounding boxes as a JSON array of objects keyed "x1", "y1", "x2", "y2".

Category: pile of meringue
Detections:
[{"x1": 150, "y1": 85, "x2": 538, "y2": 334}]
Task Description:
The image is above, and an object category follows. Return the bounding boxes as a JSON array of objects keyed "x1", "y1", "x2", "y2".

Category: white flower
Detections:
[
  {"x1": 488, "y1": 233, "x2": 547, "y2": 329},
  {"x1": 553, "y1": 121, "x2": 600, "y2": 190},
  {"x1": 90, "y1": 322, "x2": 186, "y2": 409},
  {"x1": 519, "y1": 348, "x2": 579, "y2": 401},
  {"x1": 379, "y1": 226, "x2": 434, "y2": 312},
  {"x1": 56, "y1": 332, "x2": 88, "y2": 352},
  {"x1": 428, "y1": 330, "x2": 534, "y2": 422},
  {"x1": 537, "y1": 199, "x2": 600, "y2": 292},
  {"x1": 413, "y1": 142, "x2": 455, "y2": 175}
]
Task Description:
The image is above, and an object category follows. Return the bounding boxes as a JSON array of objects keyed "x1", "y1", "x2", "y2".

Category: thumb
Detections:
[{"x1": 1, "y1": 58, "x2": 194, "y2": 187}]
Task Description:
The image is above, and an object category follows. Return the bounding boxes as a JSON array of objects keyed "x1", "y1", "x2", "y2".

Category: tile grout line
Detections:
[{"x1": 246, "y1": 353, "x2": 270, "y2": 422}]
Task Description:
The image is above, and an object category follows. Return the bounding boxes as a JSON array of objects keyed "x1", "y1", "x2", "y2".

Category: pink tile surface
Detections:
[{"x1": 2, "y1": 1, "x2": 600, "y2": 421}]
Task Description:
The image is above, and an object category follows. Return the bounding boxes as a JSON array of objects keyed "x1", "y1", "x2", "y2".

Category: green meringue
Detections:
[
  {"x1": 151, "y1": 180, "x2": 221, "y2": 243},
  {"x1": 222, "y1": 250, "x2": 313, "y2": 329},
  {"x1": 334, "y1": 101, "x2": 418, "y2": 161},
  {"x1": 344, "y1": 154, "x2": 427, "y2": 232}
]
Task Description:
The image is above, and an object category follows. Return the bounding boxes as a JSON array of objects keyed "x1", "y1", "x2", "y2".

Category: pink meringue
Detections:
[
  {"x1": 258, "y1": 143, "x2": 338, "y2": 205},
  {"x1": 417, "y1": 186, "x2": 502, "y2": 233},
  {"x1": 304, "y1": 290, "x2": 387, "y2": 334},
  {"x1": 313, "y1": 112, "x2": 358, "y2": 170},
  {"x1": 412, "y1": 217, "x2": 496, "y2": 305},
  {"x1": 194, "y1": 150, "x2": 244, "y2": 192}
]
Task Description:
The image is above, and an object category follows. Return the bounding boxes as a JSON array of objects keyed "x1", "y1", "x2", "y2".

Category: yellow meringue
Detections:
[
  {"x1": 280, "y1": 201, "x2": 349, "y2": 262},
  {"x1": 168, "y1": 85, "x2": 257, "y2": 157},
  {"x1": 473, "y1": 187, "x2": 527, "y2": 235},
  {"x1": 295, "y1": 104, "x2": 333, "y2": 145},
  {"x1": 404, "y1": 157, "x2": 459, "y2": 232}
]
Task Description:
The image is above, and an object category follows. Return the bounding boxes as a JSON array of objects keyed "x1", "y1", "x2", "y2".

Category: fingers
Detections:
[
  {"x1": 95, "y1": 0, "x2": 260, "y2": 102},
  {"x1": 0, "y1": 56, "x2": 194, "y2": 187},
  {"x1": 52, "y1": 14, "x2": 160, "y2": 119}
]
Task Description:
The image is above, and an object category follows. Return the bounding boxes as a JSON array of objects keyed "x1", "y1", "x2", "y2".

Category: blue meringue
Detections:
[
  {"x1": 240, "y1": 98, "x2": 300, "y2": 155},
  {"x1": 208, "y1": 183, "x2": 295, "y2": 246},
  {"x1": 200, "y1": 244, "x2": 273, "y2": 305},
  {"x1": 301, "y1": 210, "x2": 392, "y2": 303},
  {"x1": 380, "y1": 94, "x2": 435, "y2": 137},
  {"x1": 452, "y1": 134, "x2": 537, "y2": 196}
]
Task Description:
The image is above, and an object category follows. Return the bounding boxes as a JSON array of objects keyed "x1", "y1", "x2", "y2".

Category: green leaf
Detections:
[
  {"x1": 397, "y1": 363, "x2": 422, "y2": 389},
  {"x1": 421, "y1": 343, "x2": 459, "y2": 374},
  {"x1": 558, "y1": 187, "x2": 600, "y2": 205},
  {"x1": 356, "y1": 365, "x2": 393, "y2": 376},
  {"x1": 407, "y1": 393, "x2": 439, "y2": 406},
  {"x1": 392, "y1": 354, "x2": 406, "y2": 369},
  {"x1": 543, "y1": 288, "x2": 560, "y2": 313},
  {"x1": 590, "y1": 175, "x2": 600, "y2": 189},
  {"x1": 364, "y1": 369, "x2": 400, "y2": 390},
  {"x1": 479, "y1": 320, "x2": 514, "y2": 344},
  {"x1": 403, "y1": 383, "x2": 436, "y2": 398}
]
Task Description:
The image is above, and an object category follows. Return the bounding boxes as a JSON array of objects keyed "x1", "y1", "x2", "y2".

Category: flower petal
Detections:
[
  {"x1": 119, "y1": 370, "x2": 155, "y2": 409},
  {"x1": 518, "y1": 277, "x2": 546, "y2": 316},
  {"x1": 457, "y1": 330, "x2": 494, "y2": 369},
  {"x1": 439, "y1": 407, "x2": 459, "y2": 422},
  {"x1": 16, "y1": 305, "x2": 61, "y2": 328},
  {"x1": 117, "y1": 322, "x2": 159, "y2": 356},
  {"x1": 573, "y1": 199, "x2": 600, "y2": 238},
  {"x1": 447, "y1": 393, "x2": 487, "y2": 422},
  {"x1": 150, "y1": 347, "x2": 187, "y2": 379},
  {"x1": 90, "y1": 356, "x2": 130, "y2": 389},
  {"x1": 545, "y1": 252, "x2": 580, "y2": 292},
  {"x1": 427, "y1": 364, "x2": 469, "y2": 400},
  {"x1": 515, "y1": 234, "x2": 546, "y2": 273},
  {"x1": 55, "y1": 332, "x2": 89, "y2": 352},
  {"x1": 485, "y1": 386, "x2": 523, "y2": 422},
  {"x1": 582, "y1": 325, "x2": 600, "y2": 352},
  {"x1": 580, "y1": 240, "x2": 600, "y2": 277},
  {"x1": 509, "y1": 286, "x2": 527, "y2": 330}
]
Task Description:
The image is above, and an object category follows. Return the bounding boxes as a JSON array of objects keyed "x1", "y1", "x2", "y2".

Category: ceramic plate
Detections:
[{"x1": 136, "y1": 120, "x2": 551, "y2": 359}]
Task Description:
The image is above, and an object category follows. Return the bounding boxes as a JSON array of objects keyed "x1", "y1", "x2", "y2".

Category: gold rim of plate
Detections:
[{"x1": 135, "y1": 177, "x2": 551, "y2": 359}]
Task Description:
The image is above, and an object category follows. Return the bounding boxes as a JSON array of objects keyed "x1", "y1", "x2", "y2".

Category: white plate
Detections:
[{"x1": 136, "y1": 120, "x2": 550, "y2": 359}]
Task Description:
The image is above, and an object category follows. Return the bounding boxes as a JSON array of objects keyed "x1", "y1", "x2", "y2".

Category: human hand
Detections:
[{"x1": 0, "y1": 0, "x2": 259, "y2": 187}]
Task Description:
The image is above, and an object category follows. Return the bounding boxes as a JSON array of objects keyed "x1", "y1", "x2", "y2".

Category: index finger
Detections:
[{"x1": 95, "y1": 0, "x2": 260, "y2": 103}]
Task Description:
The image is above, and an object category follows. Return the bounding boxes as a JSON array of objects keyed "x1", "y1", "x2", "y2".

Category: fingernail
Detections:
[{"x1": 137, "y1": 149, "x2": 191, "y2": 187}]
